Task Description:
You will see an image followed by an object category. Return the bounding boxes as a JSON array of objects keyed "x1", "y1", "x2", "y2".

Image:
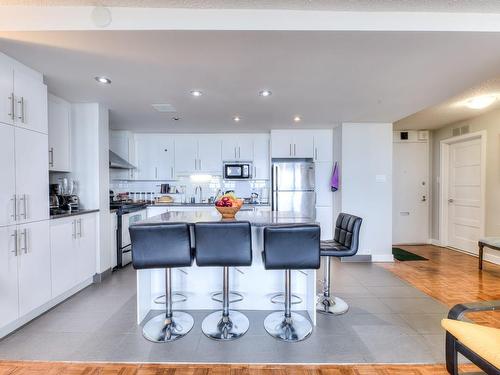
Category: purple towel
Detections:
[{"x1": 330, "y1": 162, "x2": 339, "y2": 192}]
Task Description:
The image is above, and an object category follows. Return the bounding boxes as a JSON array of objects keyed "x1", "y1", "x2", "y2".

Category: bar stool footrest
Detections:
[
  {"x1": 270, "y1": 292, "x2": 303, "y2": 305},
  {"x1": 211, "y1": 291, "x2": 244, "y2": 304},
  {"x1": 153, "y1": 292, "x2": 188, "y2": 305}
]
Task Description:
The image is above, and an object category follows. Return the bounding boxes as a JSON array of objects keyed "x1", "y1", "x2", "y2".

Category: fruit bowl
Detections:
[{"x1": 215, "y1": 199, "x2": 244, "y2": 219}]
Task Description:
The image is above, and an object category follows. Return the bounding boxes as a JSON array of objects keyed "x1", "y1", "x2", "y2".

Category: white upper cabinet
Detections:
[
  {"x1": 174, "y1": 136, "x2": 198, "y2": 175},
  {"x1": 0, "y1": 58, "x2": 14, "y2": 126},
  {"x1": 0, "y1": 124, "x2": 16, "y2": 227},
  {"x1": 252, "y1": 134, "x2": 270, "y2": 179},
  {"x1": 174, "y1": 135, "x2": 222, "y2": 175},
  {"x1": 222, "y1": 137, "x2": 253, "y2": 161},
  {"x1": 271, "y1": 130, "x2": 314, "y2": 158},
  {"x1": 0, "y1": 53, "x2": 47, "y2": 133},
  {"x1": 135, "y1": 134, "x2": 174, "y2": 181},
  {"x1": 13, "y1": 68, "x2": 48, "y2": 134},
  {"x1": 313, "y1": 129, "x2": 333, "y2": 162},
  {"x1": 15, "y1": 127, "x2": 49, "y2": 223},
  {"x1": 197, "y1": 135, "x2": 222, "y2": 173},
  {"x1": 48, "y1": 94, "x2": 71, "y2": 172}
]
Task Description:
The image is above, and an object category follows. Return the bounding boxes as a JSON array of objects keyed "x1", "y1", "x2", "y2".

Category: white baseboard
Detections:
[
  {"x1": 371, "y1": 254, "x2": 394, "y2": 262},
  {"x1": 484, "y1": 251, "x2": 500, "y2": 266},
  {"x1": 429, "y1": 238, "x2": 443, "y2": 247},
  {"x1": 0, "y1": 277, "x2": 93, "y2": 339}
]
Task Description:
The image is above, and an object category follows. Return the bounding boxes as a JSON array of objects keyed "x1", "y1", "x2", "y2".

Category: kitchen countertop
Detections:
[
  {"x1": 148, "y1": 202, "x2": 270, "y2": 207},
  {"x1": 138, "y1": 210, "x2": 314, "y2": 227},
  {"x1": 50, "y1": 209, "x2": 100, "y2": 220}
]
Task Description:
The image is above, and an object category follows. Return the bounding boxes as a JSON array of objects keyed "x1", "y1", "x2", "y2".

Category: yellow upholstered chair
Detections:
[{"x1": 442, "y1": 301, "x2": 500, "y2": 375}]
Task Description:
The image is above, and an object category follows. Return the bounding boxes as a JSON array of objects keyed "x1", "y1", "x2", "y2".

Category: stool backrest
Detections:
[
  {"x1": 129, "y1": 223, "x2": 192, "y2": 269},
  {"x1": 263, "y1": 225, "x2": 320, "y2": 270},
  {"x1": 334, "y1": 213, "x2": 362, "y2": 252},
  {"x1": 194, "y1": 221, "x2": 252, "y2": 267}
]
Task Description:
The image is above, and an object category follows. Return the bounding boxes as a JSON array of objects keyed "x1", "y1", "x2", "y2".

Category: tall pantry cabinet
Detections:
[{"x1": 0, "y1": 52, "x2": 51, "y2": 336}]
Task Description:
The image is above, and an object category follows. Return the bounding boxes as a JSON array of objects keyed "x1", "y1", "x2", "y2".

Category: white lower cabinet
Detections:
[
  {"x1": 316, "y1": 206, "x2": 333, "y2": 240},
  {"x1": 76, "y1": 214, "x2": 97, "y2": 284},
  {"x1": 0, "y1": 225, "x2": 19, "y2": 330},
  {"x1": 17, "y1": 220, "x2": 51, "y2": 316},
  {"x1": 50, "y1": 213, "x2": 97, "y2": 298}
]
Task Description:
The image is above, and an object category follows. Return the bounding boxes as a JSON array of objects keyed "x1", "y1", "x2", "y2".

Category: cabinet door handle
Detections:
[
  {"x1": 155, "y1": 167, "x2": 158, "y2": 179},
  {"x1": 17, "y1": 97, "x2": 25, "y2": 123},
  {"x1": 49, "y1": 147, "x2": 54, "y2": 167},
  {"x1": 199, "y1": 159, "x2": 202, "y2": 170},
  {"x1": 20, "y1": 228, "x2": 28, "y2": 254},
  {"x1": 194, "y1": 159, "x2": 197, "y2": 170},
  {"x1": 238, "y1": 147, "x2": 241, "y2": 159},
  {"x1": 72, "y1": 220, "x2": 77, "y2": 239},
  {"x1": 294, "y1": 144, "x2": 296, "y2": 156},
  {"x1": 19, "y1": 194, "x2": 27, "y2": 219},
  {"x1": 78, "y1": 218, "x2": 82, "y2": 238},
  {"x1": 315, "y1": 148, "x2": 318, "y2": 161},
  {"x1": 10, "y1": 194, "x2": 17, "y2": 220},
  {"x1": 10, "y1": 230, "x2": 18, "y2": 256},
  {"x1": 8, "y1": 93, "x2": 15, "y2": 120},
  {"x1": 171, "y1": 166, "x2": 174, "y2": 179},
  {"x1": 234, "y1": 147, "x2": 237, "y2": 159},
  {"x1": 289, "y1": 144, "x2": 292, "y2": 156}
]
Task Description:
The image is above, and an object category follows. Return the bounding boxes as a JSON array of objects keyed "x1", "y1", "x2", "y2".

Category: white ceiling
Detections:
[
  {"x1": 1, "y1": 30, "x2": 500, "y2": 132},
  {"x1": 4, "y1": 0, "x2": 500, "y2": 12}
]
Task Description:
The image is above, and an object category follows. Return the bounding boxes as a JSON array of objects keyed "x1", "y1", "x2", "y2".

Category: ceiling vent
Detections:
[
  {"x1": 452, "y1": 125, "x2": 470, "y2": 137},
  {"x1": 152, "y1": 103, "x2": 176, "y2": 113}
]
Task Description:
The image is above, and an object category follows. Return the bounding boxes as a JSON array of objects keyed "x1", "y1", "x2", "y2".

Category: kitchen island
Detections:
[{"x1": 135, "y1": 210, "x2": 318, "y2": 326}]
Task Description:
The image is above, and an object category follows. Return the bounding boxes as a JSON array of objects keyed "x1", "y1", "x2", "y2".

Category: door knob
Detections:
[{"x1": 448, "y1": 198, "x2": 454, "y2": 203}]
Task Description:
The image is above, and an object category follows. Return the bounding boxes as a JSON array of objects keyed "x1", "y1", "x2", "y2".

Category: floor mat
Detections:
[{"x1": 393, "y1": 247, "x2": 428, "y2": 261}]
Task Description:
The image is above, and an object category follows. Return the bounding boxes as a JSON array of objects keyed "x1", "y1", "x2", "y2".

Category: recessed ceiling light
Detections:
[
  {"x1": 190, "y1": 90, "x2": 203, "y2": 97},
  {"x1": 293, "y1": 116, "x2": 301, "y2": 123},
  {"x1": 233, "y1": 116, "x2": 241, "y2": 122},
  {"x1": 94, "y1": 76, "x2": 111, "y2": 84},
  {"x1": 465, "y1": 95, "x2": 497, "y2": 109},
  {"x1": 172, "y1": 116, "x2": 181, "y2": 121},
  {"x1": 259, "y1": 90, "x2": 272, "y2": 97}
]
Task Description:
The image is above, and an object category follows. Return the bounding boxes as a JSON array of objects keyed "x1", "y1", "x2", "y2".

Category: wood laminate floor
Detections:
[
  {"x1": 379, "y1": 245, "x2": 500, "y2": 328},
  {"x1": 0, "y1": 361, "x2": 481, "y2": 375}
]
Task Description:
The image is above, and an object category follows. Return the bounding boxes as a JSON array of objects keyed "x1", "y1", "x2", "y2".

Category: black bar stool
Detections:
[
  {"x1": 129, "y1": 223, "x2": 194, "y2": 342},
  {"x1": 317, "y1": 213, "x2": 362, "y2": 315},
  {"x1": 194, "y1": 221, "x2": 252, "y2": 340},
  {"x1": 262, "y1": 224, "x2": 321, "y2": 342}
]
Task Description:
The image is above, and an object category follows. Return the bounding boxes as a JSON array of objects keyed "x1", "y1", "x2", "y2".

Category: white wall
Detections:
[{"x1": 341, "y1": 123, "x2": 393, "y2": 262}]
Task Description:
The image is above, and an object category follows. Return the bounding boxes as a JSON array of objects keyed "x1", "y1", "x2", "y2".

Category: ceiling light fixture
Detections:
[
  {"x1": 95, "y1": 76, "x2": 111, "y2": 84},
  {"x1": 259, "y1": 90, "x2": 272, "y2": 97},
  {"x1": 293, "y1": 116, "x2": 301, "y2": 123},
  {"x1": 172, "y1": 116, "x2": 181, "y2": 121},
  {"x1": 233, "y1": 116, "x2": 241, "y2": 122},
  {"x1": 190, "y1": 90, "x2": 203, "y2": 97},
  {"x1": 464, "y1": 95, "x2": 497, "y2": 109}
]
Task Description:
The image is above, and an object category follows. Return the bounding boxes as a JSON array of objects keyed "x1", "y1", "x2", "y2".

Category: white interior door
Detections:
[
  {"x1": 392, "y1": 141, "x2": 429, "y2": 244},
  {"x1": 447, "y1": 138, "x2": 483, "y2": 253}
]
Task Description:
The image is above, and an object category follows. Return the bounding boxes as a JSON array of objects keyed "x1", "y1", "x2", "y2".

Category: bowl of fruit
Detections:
[{"x1": 214, "y1": 193, "x2": 244, "y2": 219}]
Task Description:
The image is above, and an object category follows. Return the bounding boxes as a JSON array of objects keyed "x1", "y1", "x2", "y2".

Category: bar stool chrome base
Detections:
[
  {"x1": 201, "y1": 310, "x2": 249, "y2": 341},
  {"x1": 316, "y1": 294, "x2": 349, "y2": 315},
  {"x1": 264, "y1": 311, "x2": 312, "y2": 342},
  {"x1": 142, "y1": 311, "x2": 194, "y2": 343}
]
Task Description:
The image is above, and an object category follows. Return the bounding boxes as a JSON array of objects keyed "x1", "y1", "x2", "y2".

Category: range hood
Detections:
[{"x1": 109, "y1": 150, "x2": 136, "y2": 170}]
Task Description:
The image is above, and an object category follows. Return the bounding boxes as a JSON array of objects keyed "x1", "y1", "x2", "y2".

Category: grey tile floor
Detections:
[{"x1": 0, "y1": 261, "x2": 450, "y2": 363}]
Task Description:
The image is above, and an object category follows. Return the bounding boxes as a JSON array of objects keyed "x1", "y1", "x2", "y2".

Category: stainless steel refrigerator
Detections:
[{"x1": 272, "y1": 160, "x2": 316, "y2": 218}]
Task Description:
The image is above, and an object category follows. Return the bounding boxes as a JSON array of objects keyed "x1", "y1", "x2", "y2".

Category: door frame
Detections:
[{"x1": 439, "y1": 130, "x2": 487, "y2": 249}]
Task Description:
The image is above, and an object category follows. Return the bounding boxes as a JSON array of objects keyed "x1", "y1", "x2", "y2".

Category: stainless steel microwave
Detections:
[{"x1": 223, "y1": 162, "x2": 252, "y2": 179}]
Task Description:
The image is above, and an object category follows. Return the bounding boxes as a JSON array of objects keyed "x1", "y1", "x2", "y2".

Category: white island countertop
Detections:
[{"x1": 137, "y1": 209, "x2": 316, "y2": 227}]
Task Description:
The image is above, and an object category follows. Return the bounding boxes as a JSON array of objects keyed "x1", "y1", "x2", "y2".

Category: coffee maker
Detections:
[{"x1": 50, "y1": 181, "x2": 80, "y2": 213}]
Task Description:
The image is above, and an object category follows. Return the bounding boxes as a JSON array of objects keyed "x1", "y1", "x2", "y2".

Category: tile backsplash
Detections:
[{"x1": 110, "y1": 176, "x2": 270, "y2": 204}]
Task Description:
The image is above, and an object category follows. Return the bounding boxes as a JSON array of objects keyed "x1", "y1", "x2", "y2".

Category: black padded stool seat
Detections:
[
  {"x1": 129, "y1": 223, "x2": 194, "y2": 342},
  {"x1": 262, "y1": 224, "x2": 320, "y2": 342},
  {"x1": 194, "y1": 221, "x2": 252, "y2": 340},
  {"x1": 317, "y1": 213, "x2": 362, "y2": 315}
]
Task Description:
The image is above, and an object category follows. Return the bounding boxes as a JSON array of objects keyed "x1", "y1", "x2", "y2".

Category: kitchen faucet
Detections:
[{"x1": 195, "y1": 186, "x2": 203, "y2": 203}]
